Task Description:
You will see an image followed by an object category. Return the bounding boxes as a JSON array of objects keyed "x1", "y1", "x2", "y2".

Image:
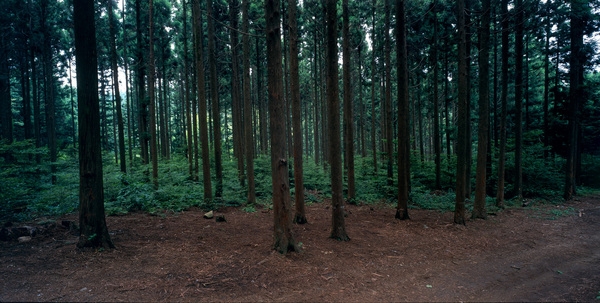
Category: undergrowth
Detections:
[{"x1": 1, "y1": 137, "x2": 599, "y2": 224}]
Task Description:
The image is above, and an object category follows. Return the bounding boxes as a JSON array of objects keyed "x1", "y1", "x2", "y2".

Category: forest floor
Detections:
[{"x1": 1, "y1": 194, "x2": 600, "y2": 302}]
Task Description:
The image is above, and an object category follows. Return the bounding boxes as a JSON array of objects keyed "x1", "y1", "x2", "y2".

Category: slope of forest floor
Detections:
[{"x1": 1, "y1": 195, "x2": 600, "y2": 302}]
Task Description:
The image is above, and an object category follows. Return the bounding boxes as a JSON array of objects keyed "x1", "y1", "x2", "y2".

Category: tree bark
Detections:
[
  {"x1": 193, "y1": 0, "x2": 213, "y2": 202},
  {"x1": 288, "y1": 0, "x2": 305, "y2": 223},
  {"x1": 266, "y1": 0, "x2": 298, "y2": 254},
  {"x1": 496, "y1": 0, "x2": 509, "y2": 208},
  {"x1": 74, "y1": 0, "x2": 114, "y2": 249},
  {"x1": 342, "y1": 0, "x2": 355, "y2": 201},
  {"x1": 148, "y1": 0, "x2": 158, "y2": 190},
  {"x1": 108, "y1": 0, "x2": 127, "y2": 173},
  {"x1": 207, "y1": 0, "x2": 223, "y2": 198},
  {"x1": 395, "y1": 0, "x2": 410, "y2": 220},
  {"x1": 514, "y1": 0, "x2": 524, "y2": 201},
  {"x1": 135, "y1": 0, "x2": 148, "y2": 164},
  {"x1": 454, "y1": 0, "x2": 468, "y2": 225},
  {"x1": 384, "y1": 0, "x2": 393, "y2": 187},
  {"x1": 327, "y1": 0, "x2": 350, "y2": 241},
  {"x1": 242, "y1": 0, "x2": 255, "y2": 205},
  {"x1": 564, "y1": 0, "x2": 587, "y2": 200},
  {"x1": 473, "y1": 0, "x2": 490, "y2": 219}
]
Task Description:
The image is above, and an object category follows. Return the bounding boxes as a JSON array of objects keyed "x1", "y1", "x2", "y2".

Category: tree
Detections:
[
  {"x1": 342, "y1": 0, "x2": 355, "y2": 201},
  {"x1": 514, "y1": 0, "x2": 524, "y2": 201},
  {"x1": 395, "y1": 0, "x2": 410, "y2": 220},
  {"x1": 454, "y1": 0, "x2": 468, "y2": 225},
  {"x1": 266, "y1": 0, "x2": 298, "y2": 254},
  {"x1": 207, "y1": 0, "x2": 223, "y2": 198},
  {"x1": 193, "y1": 0, "x2": 212, "y2": 202},
  {"x1": 108, "y1": 0, "x2": 127, "y2": 173},
  {"x1": 289, "y1": 0, "x2": 306, "y2": 223},
  {"x1": 74, "y1": 0, "x2": 114, "y2": 249},
  {"x1": 327, "y1": 0, "x2": 350, "y2": 241},
  {"x1": 148, "y1": 0, "x2": 159, "y2": 189},
  {"x1": 242, "y1": 0, "x2": 255, "y2": 205},
  {"x1": 473, "y1": 0, "x2": 490, "y2": 219},
  {"x1": 384, "y1": 0, "x2": 393, "y2": 187},
  {"x1": 564, "y1": 0, "x2": 588, "y2": 200},
  {"x1": 496, "y1": 0, "x2": 509, "y2": 208}
]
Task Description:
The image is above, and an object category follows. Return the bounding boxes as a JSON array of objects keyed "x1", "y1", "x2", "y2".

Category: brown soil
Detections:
[{"x1": 2, "y1": 195, "x2": 600, "y2": 302}]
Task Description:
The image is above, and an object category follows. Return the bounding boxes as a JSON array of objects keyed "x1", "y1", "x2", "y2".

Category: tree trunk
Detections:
[
  {"x1": 395, "y1": 0, "x2": 410, "y2": 220},
  {"x1": 207, "y1": 0, "x2": 223, "y2": 198},
  {"x1": 108, "y1": 0, "x2": 127, "y2": 173},
  {"x1": 288, "y1": 0, "x2": 305, "y2": 223},
  {"x1": 74, "y1": 0, "x2": 114, "y2": 249},
  {"x1": 41, "y1": 0, "x2": 57, "y2": 184},
  {"x1": 371, "y1": 0, "x2": 377, "y2": 172},
  {"x1": 193, "y1": 0, "x2": 212, "y2": 203},
  {"x1": 0, "y1": 31, "x2": 11, "y2": 144},
  {"x1": 326, "y1": 0, "x2": 350, "y2": 241},
  {"x1": 431, "y1": 2, "x2": 441, "y2": 190},
  {"x1": 242, "y1": 0, "x2": 255, "y2": 205},
  {"x1": 342, "y1": 0, "x2": 355, "y2": 201},
  {"x1": 135, "y1": 0, "x2": 148, "y2": 164},
  {"x1": 384, "y1": 0, "x2": 393, "y2": 187},
  {"x1": 266, "y1": 0, "x2": 298, "y2": 254},
  {"x1": 496, "y1": 0, "x2": 509, "y2": 208},
  {"x1": 230, "y1": 0, "x2": 245, "y2": 186},
  {"x1": 454, "y1": 0, "x2": 468, "y2": 225},
  {"x1": 148, "y1": 0, "x2": 159, "y2": 189},
  {"x1": 514, "y1": 0, "x2": 524, "y2": 201},
  {"x1": 564, "y1": 0, "x2": 587, "y2": 200},
  {"x1": 473, "y1": 0, "x2": 490, "y2": 220}
]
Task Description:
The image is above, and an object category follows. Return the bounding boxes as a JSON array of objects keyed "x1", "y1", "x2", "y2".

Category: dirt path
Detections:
[{"x1": 1, "y1": 196, "x2": 599, "y2": 302}]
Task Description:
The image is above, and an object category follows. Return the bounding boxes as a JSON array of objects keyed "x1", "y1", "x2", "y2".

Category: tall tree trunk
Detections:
[
  {"x1": 122, "y1": 0, "x2": 134, "y2": 167},
  {"x1": 74, "y1": 0, "x2": 114, "y2": 249},
  {"x1": 230, "y1": 0, "x2": 245, "y2": 186},
  {"x1": 289, "y1": 0, "x2": 305, "y2": 223},
  {"x1": 496, "y1": 0, "x2": 509, "y2": 208},
  {"x1": 327, "y1": 0, "x2": 350, "y2": 241},
  {"x1": 454, "y1": 0, "x2": 468, "y2": 225},
  {"x1": 342, "y1": 0, "x2": 355, "y2": 200},
  {"x1": 543, "y1": 1, "x2": 551, "y2": 158},
  {"x1": 266, "y1": 0, "x2": 298, "y2": 254},
  {"x1": 395, "y1": 0, "x2": 410, "y2": 220},
  {"x1": 0, "y1": 31, "x2": 11, "y2": 144},
  {"x1": 183, "y1": 0, "x2": 196, "y2": 180},
  {"x1": 193, "y1": 0, "x2": 212, "y2": 202},
  {"x1": 473, "y1": 0, "x2": 490, "y2": 219},
  {"x1": 242, "y1": 0, "x2": 255, "y2": 205},
  {"x1": 312, "y1": 24, "x2": 320, "y2": 165},
  {"x1": 257, "y1": 37, "x2": 268, "y2": 155},
  {"x1": 384, "y1": 0, "x2": 393, "y2": 187},
  {"x1": 207, "y1": 0, "x2": 223, "y2": 198},
  {"x1": 431, "y1": 2, "x2": 441, "y2": 190},
  {"x1": 148, "y1": 0, "x2": 158, "y2": 189},
  {"x1": 564, "y1": 0, "x2": 587, "y2": 200},
  {"x1": 514, "y1": 0, "x2": 524, "y2": 201},
  {"x1": 41, "y1": 0, "x2": 57, "y2": 184},
  {"x1": 136, "y1": 0, "x2": 148, "y2": 164},
  {"x1": 370, "y1": 0, "x2": 377, "y2": 172},
  {"x1": 108, "y1": 0, "x2": 127, "y2": 173}
]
